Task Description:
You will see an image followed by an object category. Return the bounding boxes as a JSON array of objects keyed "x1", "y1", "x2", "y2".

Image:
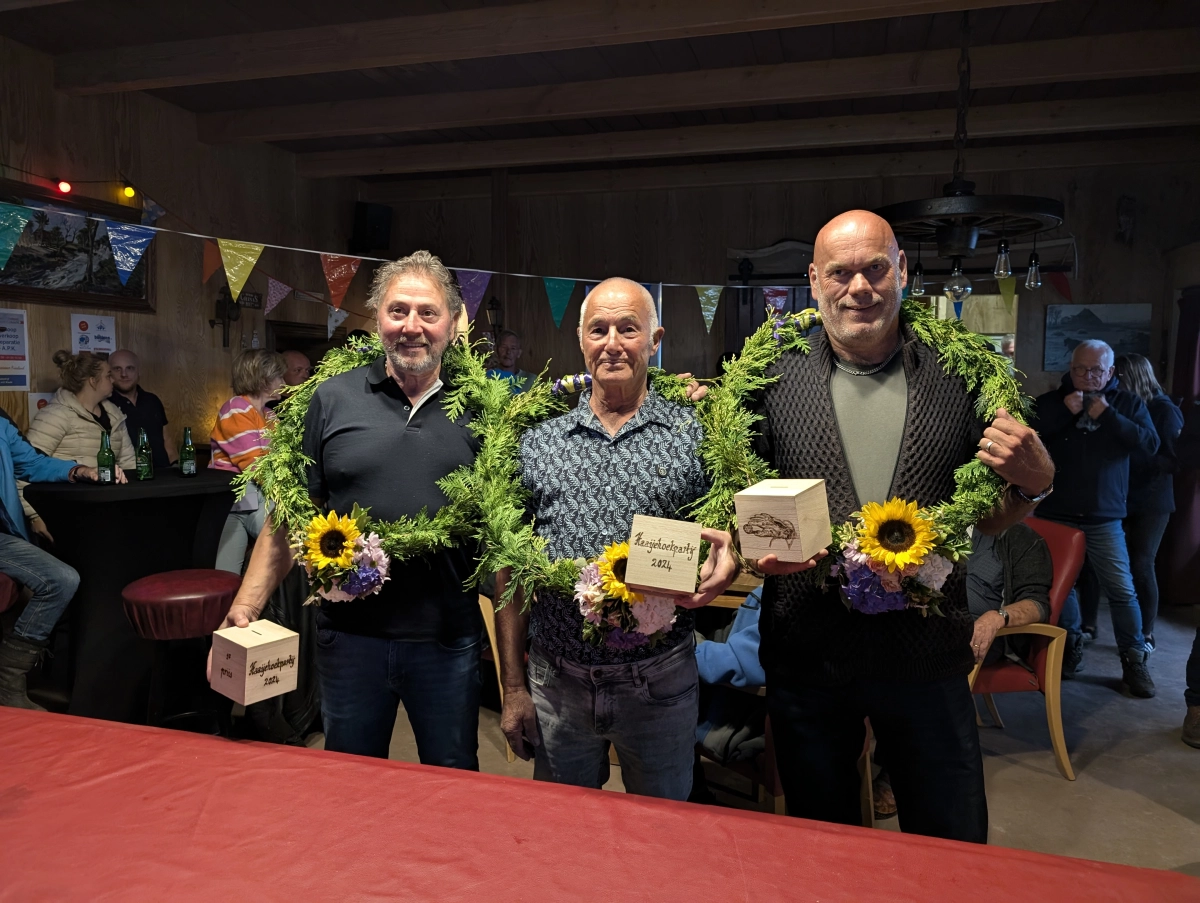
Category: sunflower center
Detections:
[
  {"x1": 320, "y1": 529, "x2": 348, "y2": 557},
  {"x1": 611, "y1": 558, "x2": 628, "y2": 583},
  {"x1": 877, "y1": 520, "x2": 916, "y2": 553}
]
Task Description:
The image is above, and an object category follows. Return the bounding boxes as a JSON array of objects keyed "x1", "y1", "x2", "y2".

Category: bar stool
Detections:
[{"x1": 121, "y1": 569, "x2": 241, "y2": 729}]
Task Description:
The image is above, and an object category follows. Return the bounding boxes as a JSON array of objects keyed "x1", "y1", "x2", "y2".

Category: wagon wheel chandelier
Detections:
[{"x1": 874, "y1": 12, "x2": 1064, "y2": 302}]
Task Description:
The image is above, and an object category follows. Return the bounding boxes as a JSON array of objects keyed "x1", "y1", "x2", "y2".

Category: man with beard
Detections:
[
  {"x1": 214, "y1": 251, "x2": 483, "y2": 767},
  {"x1": 753, "y1": 210, "x2": 1054, "y2": 843}
]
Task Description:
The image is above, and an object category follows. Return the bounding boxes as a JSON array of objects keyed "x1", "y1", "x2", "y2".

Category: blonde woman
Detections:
[{"x1": 22, "y1": 351, "x2": 131, "y2": 541}]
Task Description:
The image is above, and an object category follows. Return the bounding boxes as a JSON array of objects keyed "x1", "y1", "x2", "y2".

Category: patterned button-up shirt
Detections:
[{"x1": 518, "y1": 386, "x2": 709, "y2": 664}]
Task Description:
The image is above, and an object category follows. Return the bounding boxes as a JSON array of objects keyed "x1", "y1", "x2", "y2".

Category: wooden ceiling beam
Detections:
[
  {"x1": 297, "y1": 91, "x2": 1200, "y2": 178},
  {"x1": 0, "y1": 0, "x2": 74, "y2": 10},
  {"x1": 359, "y1": 137, "x2": 1200, "y2": 202},
  {"x1": 202, "y1": 29, "x2": 1200, "y2": 144},
  {"x1": 54, "y1": 0, "x2": 1045, "y2": 95}
]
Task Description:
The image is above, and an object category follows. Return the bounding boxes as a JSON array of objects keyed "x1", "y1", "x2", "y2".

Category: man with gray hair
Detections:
[
  {"x1": 1035, "y1": 338, "x2": 1159, "y2": 695},
  {"x1": 214, "y1": 250, "x2": 486, "y2": 766}
]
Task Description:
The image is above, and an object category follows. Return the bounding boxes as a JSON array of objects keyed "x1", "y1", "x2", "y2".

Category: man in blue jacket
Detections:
[
  {"x1": 0, "y1": 409, "x2": 97, "y2": 709},
  {"x1": 1034, "y1": 339, "x2": 1159, "y2": 697}
]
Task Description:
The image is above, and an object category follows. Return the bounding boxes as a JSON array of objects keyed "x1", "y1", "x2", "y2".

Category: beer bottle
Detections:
[
  {"x1": 180, "y1": 427, "x2": 197, "y2": 476},
  {"x1": 97, "y1": 430, "x2": 115, "y2": 485},
  {"x1": 136, "y1": 427, "x2": 154, "y2": 481}
]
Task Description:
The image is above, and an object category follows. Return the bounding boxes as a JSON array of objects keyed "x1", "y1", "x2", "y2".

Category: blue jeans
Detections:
[
  {"x1": 1040, "y1": 516, "x2": 1145, "y2": 654},
  {"x1": 315, "y1": 627, "x2": 481, "y2": 768},
  {"x1": 214, "y1": 506, "x2": 267, "y2": 574},
  {"x1": 528, "y1": 637, "x2": 698, "y2": 801},
  {"x1": 0, "y1": 531, "x2": 79, "y2": 643}
]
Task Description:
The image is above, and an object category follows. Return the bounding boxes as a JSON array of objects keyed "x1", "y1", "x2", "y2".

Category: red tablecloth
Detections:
[{"x1": 1, "y1": 709, "x2": 1195, "y2": 902}]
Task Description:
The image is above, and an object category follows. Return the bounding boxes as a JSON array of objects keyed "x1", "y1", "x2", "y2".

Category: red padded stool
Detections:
[
  {"x1": 121, "y1": 569, "x2": 241, "y2": 728},
  {"x1": 0, "y1": 573, "x2": 20, "y2": 616}
]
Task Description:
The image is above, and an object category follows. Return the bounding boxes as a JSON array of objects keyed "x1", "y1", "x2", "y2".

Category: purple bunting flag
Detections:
[
  {"x1": 454, "y1": 269, "x2": 491, "y2": 321},
  {"x1": 265, "y1": 277, "x2": 291, "y2": 317}
]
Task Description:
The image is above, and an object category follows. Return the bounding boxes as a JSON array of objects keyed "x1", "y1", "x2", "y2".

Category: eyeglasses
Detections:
[{"x1": 1071, "y1": 365, "x2": 1109, "y2": 377}]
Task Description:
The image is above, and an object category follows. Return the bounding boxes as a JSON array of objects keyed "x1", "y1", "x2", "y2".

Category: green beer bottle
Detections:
[
  {"x1": 136, "y1": 427, "x2": 154, "y2": 481},
  {"x1": 180, "y1": 427, "x2": 197, "y2": 476},
  {"x1": 96, "y1": 430, "x2": 115, "y2": 485}
]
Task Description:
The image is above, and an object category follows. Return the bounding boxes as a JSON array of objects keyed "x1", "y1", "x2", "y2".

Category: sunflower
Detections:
[
  {"x1": 856, "y1": 498, "x2": 937, "y2": 572},
  {"x1": 304, "y1": 511, "x2": 361, "y2": 570},
  {"x1": 596, "y1": 541, "x2": 644, "y2": 605}
]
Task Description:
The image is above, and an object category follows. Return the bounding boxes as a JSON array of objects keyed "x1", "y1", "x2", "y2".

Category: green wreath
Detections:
[{"x1": 244, "y1": 300, "x2": 1027, "y2": 613}]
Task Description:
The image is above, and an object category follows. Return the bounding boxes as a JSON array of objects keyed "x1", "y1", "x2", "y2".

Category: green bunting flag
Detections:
[
  {"x1": 0, "y1": 202, "x2": 32, "y2": 270},
  {"x1": 998, "y1": 276, "x2": 1016, "y2": 315},
  {"x1": 543, "y1": 277, "x2": 575, "y2": 328},
  {"x1": 696, "y1": 286, "x2": 722, "y2": 333}
]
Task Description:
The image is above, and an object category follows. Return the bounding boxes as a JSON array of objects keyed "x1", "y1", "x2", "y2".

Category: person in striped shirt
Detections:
[{"x1": 211, "y1": 349, "x2": 287, "y2": 573}]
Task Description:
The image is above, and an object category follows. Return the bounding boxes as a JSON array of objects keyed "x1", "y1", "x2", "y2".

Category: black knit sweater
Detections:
[{"x1": 755, "y1": 326, "x2": 984, "y2": 686}]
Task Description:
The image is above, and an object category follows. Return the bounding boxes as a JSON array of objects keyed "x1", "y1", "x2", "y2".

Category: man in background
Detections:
[
  {"x1": 109, "y1": 349, "x2": 174, "y2": 467},
  {"x1": 282, "y1": 350, "x2": 313, "y2": 387}
]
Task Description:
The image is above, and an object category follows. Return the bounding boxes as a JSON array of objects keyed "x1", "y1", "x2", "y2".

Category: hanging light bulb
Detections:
[
  {"x1": 911, "y1": 262, "x2": 925, "y2": 296},
  {"x1": 56, "y1": 180, "x2": 72, "y2": 194},
  {"x1": 993, "y1": 238, "x2": 1012, "y2": 279},
  {"x1": 122, "y1": 183, "x2": 136, "y2": 198},
  {"x1": 1025, "y1": 251, "x2": 1042, "y2": 290},
  {"x1": 943, "y1": 257, "x2": 973, "y2": 303}
]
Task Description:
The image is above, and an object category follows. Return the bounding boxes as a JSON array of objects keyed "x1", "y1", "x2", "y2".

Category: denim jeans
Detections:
[
  {"x1": 314, "y1": 627, "x2": 481, "y2": 768},
  {"x1": 215, "y1": 506, "x2": 267, "y2": 574},
  {"x1": 768, "y1": 673, "x2": 987, "y2": 843},
  {"x1": 1039, "y1": 516, "x2": 1145, "y2": 654},
  {"x1": 0, "y1": 531, "x2": 79, "y2": 643},
  {"x1": 528, "y1": 637, "x2": 698, "y2": 801},
  {"x1": 1124, "y1": 511, "x2": 1171, "y2": 638}
]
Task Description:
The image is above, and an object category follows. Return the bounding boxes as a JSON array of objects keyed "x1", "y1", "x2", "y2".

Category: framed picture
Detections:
[
  {"x1": 1043, "y1": 304, "x2": 1152, "y2": 371},
  {"x1": 0, "y1": 178, "x2": 155, "y2": 313}
]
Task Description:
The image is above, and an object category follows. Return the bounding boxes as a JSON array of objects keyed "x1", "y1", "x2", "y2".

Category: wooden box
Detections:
[
  {"x1": 734, "y1": 479, "x2": 833, "y2": 563},
  {"x1": 210, "y1": 619, "x2": 299, "y2": 706},
  {"x1": 623, "y1": 514, "x2": 702, "y2": 596}
]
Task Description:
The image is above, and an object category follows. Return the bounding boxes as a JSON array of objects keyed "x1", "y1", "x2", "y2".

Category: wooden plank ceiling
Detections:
[{"x1": 1, "y1": 0, "x2": 1198, "y2": 183}]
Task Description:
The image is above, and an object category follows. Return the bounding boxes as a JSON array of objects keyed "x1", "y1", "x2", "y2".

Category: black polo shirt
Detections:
[
  {"x1": 303, "y1": 356, "x2": 482, "y2": 642},
  {"x1": 109, "y1": 386, "x2": 170, "y2": 468}
]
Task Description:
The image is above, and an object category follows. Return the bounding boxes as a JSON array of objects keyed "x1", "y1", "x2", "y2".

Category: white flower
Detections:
[
  {"x1": 633, "y1": 594, "x2": 678, "y2": 636},
  {"x1": 915, "y1": 554, "x2": 954, "y2": 592}
]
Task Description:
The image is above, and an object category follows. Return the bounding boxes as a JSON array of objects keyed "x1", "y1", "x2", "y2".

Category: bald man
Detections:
[
  {"x1": 281, "y1": 350, "x2": 313, "y2": 387},
  {"x1": 751, "y1": 211, "x2": 1054, "y2": 843},
  {"x1": 495, "y1": 277, "x2": 738, "y2": 801},
  {"x1": 109, "y1": 349, "x2": 174, "y2": 467}
]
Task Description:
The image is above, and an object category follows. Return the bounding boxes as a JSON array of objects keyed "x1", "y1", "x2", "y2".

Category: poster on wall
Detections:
[
  {"x1": 28, "y1": 393, "x2": 55, "y2": 424},
  {"x1": 71, "y1": 313, "x2": 116, "y2": 356},
  {"x1": 0, "y1": 308, "x2": 30, "y2": 388},
  {"x1": 1043, "y1": 304, "x2": 1152, "y2": 371}
]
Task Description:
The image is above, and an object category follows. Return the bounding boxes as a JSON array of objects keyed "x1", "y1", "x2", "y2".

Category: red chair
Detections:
[
  {"x1": 0, "y1": 573, "x2": 19, "y2": 616},
  {"x1": 968, "y1": 516, "x2": 1086, "y2": 781}
]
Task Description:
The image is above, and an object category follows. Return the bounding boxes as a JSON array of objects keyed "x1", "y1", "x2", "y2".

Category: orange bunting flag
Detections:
[
  {"x1": 321, "y1": 254, "x2": 362, "y2": 310},
  {"x1": 217, "y1": 239, "x2": 265, "y2": 301},
  {"x1": 202, "y1": 240, "x2": 222, "y2": 283}
]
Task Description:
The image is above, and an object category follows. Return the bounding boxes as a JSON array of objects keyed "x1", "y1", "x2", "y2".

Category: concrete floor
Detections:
[{"x1": 310, "y1": 603, "x2": 1200, "y2": 875}]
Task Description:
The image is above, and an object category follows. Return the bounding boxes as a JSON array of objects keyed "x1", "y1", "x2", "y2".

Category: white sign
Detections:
[
  {"x1": 0, "y1": 308, "x2": 30, "y2": 388},
  {"x1": 28, "y1": 393, "x2": 55, "y2": 425},
  {"x1": 71, "y1": 313, "x2": 116, "y2": 356}
]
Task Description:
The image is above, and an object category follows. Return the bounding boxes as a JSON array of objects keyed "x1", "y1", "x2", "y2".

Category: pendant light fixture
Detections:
[
  {"x1": 943, "y1": 257, "x2": 973, "y2": 303},
  {"x1": 993, "y1": 238, "x2": 1012, "y2": 279},
  {"x1": 1025, "y1": 234, "x2": 1042, "y2": 290},
  {"x1": 911, "y1": 244, "x2": 925, "y2": 296}
]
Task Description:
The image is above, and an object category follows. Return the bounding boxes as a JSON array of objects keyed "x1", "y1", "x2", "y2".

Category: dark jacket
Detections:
[
  {"x1": 1126, "y1": 393, "x2": 1184, "y2": 516},
  {"x1": 1034, "y1": 373, "x2": 1158, "y2": 521}
]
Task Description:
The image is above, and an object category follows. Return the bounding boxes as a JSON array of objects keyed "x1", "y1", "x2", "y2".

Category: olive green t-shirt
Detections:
[{"x1": 829, "y1": 352, "x2": 908, "y2": 506}]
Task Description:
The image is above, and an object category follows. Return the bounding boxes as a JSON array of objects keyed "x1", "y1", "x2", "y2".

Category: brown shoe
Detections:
[{"x1": 1184, "y1": 706, "x2": 1200, "y2": 749}]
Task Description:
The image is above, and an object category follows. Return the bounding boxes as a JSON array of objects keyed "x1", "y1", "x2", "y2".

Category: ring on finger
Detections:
[{"x1": 984, "y1": 439, "x2": 995, "y2": 453}]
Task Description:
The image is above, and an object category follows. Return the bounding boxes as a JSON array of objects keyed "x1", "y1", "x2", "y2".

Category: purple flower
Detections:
[
  {"x1": 845, "y1": 566, "x2": 908, "y2": 615},
  {"x1": 605, "y1": 626, "x2": 649, "y2": 650},
  {"x1": 342, "y1": 565, "x2": 386, "y2": 598}
]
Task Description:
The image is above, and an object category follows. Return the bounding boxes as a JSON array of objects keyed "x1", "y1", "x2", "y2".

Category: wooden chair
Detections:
[
  {"x1": 478, "y1": 594, "x2": 515, "y2": 763},
  {"x1": 967, "y1": 516, "x2": 1086, "y2": 781}
]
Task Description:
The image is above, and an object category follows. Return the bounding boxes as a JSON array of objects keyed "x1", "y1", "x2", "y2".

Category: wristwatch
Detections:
[
  {"x1": 999, "y1": 607, "x2": 1010, "y2": 627},
  {"x1": 1014, "y1": 482, "x2": 1053, "y2": 504}
]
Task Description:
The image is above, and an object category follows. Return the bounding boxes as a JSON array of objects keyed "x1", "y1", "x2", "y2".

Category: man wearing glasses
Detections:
[{"x1": 1034, "y1": 339, "x2": 1159, "y2": 696}]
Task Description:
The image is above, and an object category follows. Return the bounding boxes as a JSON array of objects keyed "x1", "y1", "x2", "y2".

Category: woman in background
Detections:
[
  {"x1": 1116, "y1": 353, "x2": 1184, "y2": 651},
  {"x1": 210, "y1": 349, "x2": 286, "y2": 574},
  {"x1": 21, "y1": 350, "x2": 131, "y2": 541}
]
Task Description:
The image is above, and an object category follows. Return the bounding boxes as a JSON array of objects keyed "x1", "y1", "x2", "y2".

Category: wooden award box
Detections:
[
  {"x1": 734, "y1": 479, "x2": 833, "y2": 563},
  {"x1": 210, "y1": 619, "x2": 299, "y2": 706},
  {"x1": 623, "y1": 514, "x2": 702, "y2": 596}
]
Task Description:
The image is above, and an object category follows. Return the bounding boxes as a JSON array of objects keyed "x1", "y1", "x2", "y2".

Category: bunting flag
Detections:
[
  {"x1": 327, "y1": 305, "x2": 350, "y2": 338},
  {"x1": 953, "y1": 301, "x2": 964, "y2": 319},
  {"x1": 1047, "y1": 271, "x2": 1073, "y2": 302},
  {"x1": 104, "y1": 221, "x2": 156, "y2": 285},
  {"x1": 320, "y1": 254, "x2": 362, "y2": 310},
  {"x1": 998, "y1": 276, "x2": 1016, "y2": 315},
  {"x1": 0, "y1": 202, "x2": 32, "y2": 270},
  {"x1": 696, "y1": 286, "x2": 722, "y2": 333},
  {"x1": 543, "y1": 277, "x2": 575, "y2": 328},
  {"x1": 454, "y1": 269, "x2": 491, "y2": 321},
  {"x1": 202, "y1": 240, "x2": 222, "y2": 283},
  {"x1": 265, "y1": 277, "x2": 291, "y2": 317},
  {"x1": 763, "y1": 286, "x2": 789, "y2": 313},
  {"x1": 140, "y1": 196, "x2": 166, "y2": 227},
  {"x1": 217, "y1": 239, "x2": 265, "y2": 301}
]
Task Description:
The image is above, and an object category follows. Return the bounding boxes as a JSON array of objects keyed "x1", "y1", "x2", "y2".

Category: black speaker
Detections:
[{"x1": 350, "y1": 202, "x2": 392, "y2": 254}]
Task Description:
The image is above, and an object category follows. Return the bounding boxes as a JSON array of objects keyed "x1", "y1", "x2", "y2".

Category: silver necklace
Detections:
[{"x1": 834, "y1": 343, "x2": 902, "y2": 376}]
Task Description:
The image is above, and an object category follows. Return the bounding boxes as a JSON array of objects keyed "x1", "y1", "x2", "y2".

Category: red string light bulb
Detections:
[{"x1": 56, "y1": 180, "x2": 72, "y2": 194}]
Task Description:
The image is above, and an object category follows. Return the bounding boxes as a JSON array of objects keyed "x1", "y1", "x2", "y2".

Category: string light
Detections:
[
  {"x1": 123, "y1": 183, "x2": 136, "y2": 198},
  {"x1": 56, "y1": 180, "x2": 72, "y2": 194}
]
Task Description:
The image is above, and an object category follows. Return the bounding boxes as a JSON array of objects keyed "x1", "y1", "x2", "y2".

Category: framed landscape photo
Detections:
[
  {"x1": 1043, "y1": 304, "x2": 1151, "y2": 371},
  {"x1": 0, "y1": 178, "x2": 155, "y2": 313}
]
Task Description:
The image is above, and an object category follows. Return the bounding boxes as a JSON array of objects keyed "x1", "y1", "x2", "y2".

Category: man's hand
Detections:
[
  {"x1": 1064, "y1": 391, "x2": 1084, "y2": 415},
  {"x1": 206, "y1": 598, "x2": 263, "y2": 680},
  {"x1": 500, "y1": 686, "x2": 541, "y2": 761},
  {"x1": 753, "y1": 548, "x2": 828, "y2": 576},
  {"x1": 1086, "y1": 394, "x2": 1109, "y2": 420},
  {"x1": 114, "y1": 465, "x2": 128, "y2": 485},
  {"x1": 977, "y1": 408, "x2": 1054, "y2": 498},
  {"x1": 677, "y1": 372, "x2": 708, "y2": 403},
  {"x1": 29, "y1": 516, "x2": 54, "y2": 545},
  {"x1": 73, "y1": 465, "x2": 100, "y2": 482},
  {"x1": 971, "y1": 610, "x2": 1005, "y2": 664},
  {"x1": 679, "y1": 528, "x2": 738, "y2": 609}
]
